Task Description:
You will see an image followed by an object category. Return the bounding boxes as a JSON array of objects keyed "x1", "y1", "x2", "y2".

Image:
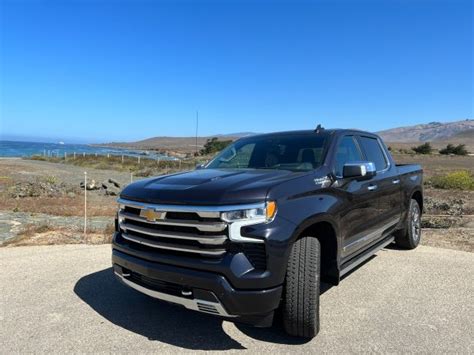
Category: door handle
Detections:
[
  {"x1": 367, "y1": 184, "x2": 378, "y2": 191},
  {"x1": 392, "y1": 179, "x2": 400, "y2": 184}
]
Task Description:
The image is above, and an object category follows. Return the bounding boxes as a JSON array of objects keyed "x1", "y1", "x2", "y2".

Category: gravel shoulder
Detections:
[{"x1": 1, "y1": 244, "x2": 473, "y2": 353}]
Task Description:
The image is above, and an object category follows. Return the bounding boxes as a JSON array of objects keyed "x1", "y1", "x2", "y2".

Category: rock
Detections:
[
  {"x1": 67, "y1": 192, "x2": 76, "y2": 198},
  {"x1": 85, "y1": 179, "x2": 101, "y2": 190},
  {"x1": 105, "y1": 185, "x2": 120, "y2": 196},
  {"x1": 108, "y1": 178, "x2": 121, "y2": 188}
]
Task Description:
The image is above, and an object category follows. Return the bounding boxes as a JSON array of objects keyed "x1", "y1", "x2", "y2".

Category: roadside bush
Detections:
[
  {"x1": 439, "y1": 144, "x2": 469, "y2": 156},
  {"x1": 30, "y1": 155, "x2": 47, "y2": 161},
  {"x1": 200, "y1": 137, "x2": 232, "y2": 155},
  {"x1": 429, "y1": 171, "x2": 474, "y2": 190},
  {"x1": 412, "y1": 142, "x2": 432, "y2": 154}
]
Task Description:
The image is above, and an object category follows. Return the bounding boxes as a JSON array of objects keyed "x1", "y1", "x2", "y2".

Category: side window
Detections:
[
  {"x1": 358, "y1": 136, "x2": 388, "y2": 171},
  {"x1": 334, "y1": 136, "x2": 363, "y2": 176}
]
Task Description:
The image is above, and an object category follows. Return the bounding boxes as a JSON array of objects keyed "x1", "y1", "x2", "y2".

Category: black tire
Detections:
[
  {"x1": 282, "y1": 236, "x2": 321, "y2": 338},
  {"x1": 394, "y1": 199, "x2": 422, "y2": 249}
]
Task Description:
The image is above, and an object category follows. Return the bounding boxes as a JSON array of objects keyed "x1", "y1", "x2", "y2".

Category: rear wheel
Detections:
[
  {"x1": 395, "y1": 199, "x2": 421, "y2": 249},
  {"x1": 282, "y1": 236, "x2": 321, "y2": 338}
]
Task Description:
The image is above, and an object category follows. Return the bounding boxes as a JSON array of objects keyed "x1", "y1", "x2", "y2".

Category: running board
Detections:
[{"x1": 340, "y1": 236, "x2": 394, "y2": 277}]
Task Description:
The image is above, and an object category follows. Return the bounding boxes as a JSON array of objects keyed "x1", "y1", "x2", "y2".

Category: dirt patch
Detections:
[{"x1": 421, "y1": 228, "x2": 474, "y2": 253}]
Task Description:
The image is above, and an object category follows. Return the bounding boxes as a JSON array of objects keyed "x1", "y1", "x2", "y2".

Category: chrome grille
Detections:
[
  {"x1": 117, "y1": 198, "x2": 267, "y2": 269},
  {"x1": 118, "y1": 199, "x2": 229, "y2": 257}
]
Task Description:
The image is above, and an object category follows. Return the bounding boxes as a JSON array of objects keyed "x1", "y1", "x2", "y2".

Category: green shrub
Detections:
[
  {"x1": 439, "y1": 144, "x2": 469, "y2": 155},
  {"x1": 29, "y1": 155, "x2": 47, "y2": 161},
  {"x1": 200, "y1": 137, "x2": 232, "y2": 155},
  {"x1": 429, "y1": 171, "x2": 474, "y2": 190},
  {"x1": 412, "y1": 142, "x2": 432, "y2": 154}
]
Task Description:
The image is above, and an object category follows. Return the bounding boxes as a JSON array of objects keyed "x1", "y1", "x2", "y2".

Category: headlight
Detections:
[{"x1": 221, "y1": 201, "x2": 277, "y2": 223}]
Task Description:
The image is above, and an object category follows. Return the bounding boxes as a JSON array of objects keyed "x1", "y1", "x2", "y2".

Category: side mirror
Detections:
[
  {"x1": 195, "y1": 163, "x2": 205, "y2": 170},
  {"x1": 343, "y1": 161, "x2": 376, "y2": 180}
]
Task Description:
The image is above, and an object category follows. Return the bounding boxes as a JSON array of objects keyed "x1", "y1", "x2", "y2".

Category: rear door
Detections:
[{"x1": 356, "y1": 135, "x2": 402, "y2": 239}]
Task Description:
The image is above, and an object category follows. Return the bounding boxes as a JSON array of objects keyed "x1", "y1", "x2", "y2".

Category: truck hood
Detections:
[{"x1": 120, "y1": 168, "x2": 306, "y2": 205}]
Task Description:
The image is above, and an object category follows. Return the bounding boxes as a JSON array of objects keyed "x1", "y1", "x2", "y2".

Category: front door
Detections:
[{"x1": 331, "y1": 135, "x2": 380, "y2": 258}]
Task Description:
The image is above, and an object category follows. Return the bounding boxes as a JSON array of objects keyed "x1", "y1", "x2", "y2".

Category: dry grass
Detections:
[
  {"x1": 392, "y1": 153, "x2": 473, "y2": 179},
  {"x1": 29, "y1": 154, "x2": 199, "y2": 177},
  {"x1": 0, "y1": 195, "x2": 117, "y2": 217},
  {"x1": 3, "y1": 223, "x2": 115, "y2": 247}
]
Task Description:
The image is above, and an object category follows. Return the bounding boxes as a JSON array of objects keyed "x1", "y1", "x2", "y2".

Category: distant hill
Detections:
[
  {"x1": 98, "y1": 132, "x2": 258, "y2": 156},
  {"x1": 99, "y1": 121, "x2": 474, "y2": 156},
  {"x1": 377, "y1": 119, "x2": 474, "y2": 143},
  {"x1": 437, "y1": 128, "x2": 474, "y2": 146},
  {"x1": 98, "y1": 135, "x2": 242, "y2": 157},
  {"x1": 214, "y1": 132, "x2": 257, "y2": 138}
]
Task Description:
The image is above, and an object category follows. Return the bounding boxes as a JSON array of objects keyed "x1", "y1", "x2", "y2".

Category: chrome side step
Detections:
[
  {"x1": 340, "y1": 236, "x2": 394, "y2": 277},
  {"x1": 114, "y1": 272, "x2": 236, "y2": 318}
]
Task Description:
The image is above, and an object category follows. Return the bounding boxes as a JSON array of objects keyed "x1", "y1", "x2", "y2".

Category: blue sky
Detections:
[{"x1": 1, "y1": 0, "x2": 472, "y2": 143}]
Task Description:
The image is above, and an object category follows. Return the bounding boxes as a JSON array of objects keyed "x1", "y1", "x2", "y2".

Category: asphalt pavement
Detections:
[{"x1": 1, "y1": 244, "x2": 473, "y2": 353}]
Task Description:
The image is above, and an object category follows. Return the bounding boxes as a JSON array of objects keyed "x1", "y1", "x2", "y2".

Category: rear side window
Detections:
[
  {"x1": 358, "y1": 136, "x2": 388, "y2": 171},
  {"x1": 334, "y1": 136, "x2": 363, "y2": 176}
]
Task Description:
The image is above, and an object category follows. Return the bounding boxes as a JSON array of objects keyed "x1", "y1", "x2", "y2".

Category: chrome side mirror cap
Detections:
[{"x1": 343, "y1": 161, "x2": 376, "y2": 180}]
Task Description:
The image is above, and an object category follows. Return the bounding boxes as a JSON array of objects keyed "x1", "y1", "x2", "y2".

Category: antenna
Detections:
[{"x1": 195, "y1": 111, "x2": 199, "y2": 156}]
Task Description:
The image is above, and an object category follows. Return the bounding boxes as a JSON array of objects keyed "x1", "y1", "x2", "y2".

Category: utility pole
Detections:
[{"x1": 195, "y1": 111, "x2": 199, "y2": 156}]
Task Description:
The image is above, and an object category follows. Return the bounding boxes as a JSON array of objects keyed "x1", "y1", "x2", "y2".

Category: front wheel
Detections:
[
  {"x1": 282, "y1": 236, "x2": 321, "y2": 338},
  {"x1": 394, "y1": 199, "x2": 422, "y2": 249}
]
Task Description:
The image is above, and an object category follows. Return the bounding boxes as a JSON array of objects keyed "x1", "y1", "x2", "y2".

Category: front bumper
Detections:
[{"x1": 112, "y1": 248, "x2": 283, "y2": 326}]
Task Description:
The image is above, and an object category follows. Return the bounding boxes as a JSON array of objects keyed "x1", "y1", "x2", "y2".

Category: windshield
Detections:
[{"x1": 206, "y1": 134, "x2": 328, "y2": 171}]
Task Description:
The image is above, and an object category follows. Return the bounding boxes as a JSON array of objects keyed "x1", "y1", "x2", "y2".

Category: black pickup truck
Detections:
[{"x1": 112, "y1": 128, "x2": 423, "y2": 338}]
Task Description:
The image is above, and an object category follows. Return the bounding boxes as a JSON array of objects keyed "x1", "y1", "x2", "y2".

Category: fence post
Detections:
[
  {"x1": 138, "y1": 156, "x2": 140, "y2": 164},
  {"x1": 122, "y1": 155, "x2": 124, "y2": 164},
  {"x1": 107, "y1": 153, "x2": 110, "y2": 158},
  {"x1": 74, "y1": 152, "x2": 76, "y2": 159},
  {"x1": 130, "y1": 172, "x2": 133, "y2": 183},
  {"x1": 84, "y1": 171, "x2": 87, "y2": 237},
  {"x1": 64, "y1": 152, "x2": 67, "y2": 160},
  {"x1": 83, "y1": 152, "x2": 85, "y2": 157}
]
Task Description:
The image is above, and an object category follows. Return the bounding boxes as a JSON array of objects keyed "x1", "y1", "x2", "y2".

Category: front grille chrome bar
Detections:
[
  {"x1": 117, "y1": 198, "x2": 265, "y2": 215},
  {"x1": 122, "y1": 233, "x2": 226, "y2": 256},
  {"x1": 119, "y1": 222, "x2": 226, "y2": 245},
  {"x1": 118, "y1": 211, "x2": 227, "y2": 232}
]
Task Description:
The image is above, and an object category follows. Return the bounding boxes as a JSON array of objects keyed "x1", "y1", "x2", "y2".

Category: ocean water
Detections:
[{"x1": 0, "y1": 141, "x2": 175, "y2": 160}]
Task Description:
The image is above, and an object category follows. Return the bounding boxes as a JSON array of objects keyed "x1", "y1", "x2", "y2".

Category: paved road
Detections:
[{"x1": 1, "y1": 245, "x2": 473, "y2": 353}]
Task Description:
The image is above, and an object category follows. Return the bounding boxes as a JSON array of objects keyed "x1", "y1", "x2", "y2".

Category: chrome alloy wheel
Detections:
[{"x1": 411, "y1": 203, "x2": 421, "y2": 243}]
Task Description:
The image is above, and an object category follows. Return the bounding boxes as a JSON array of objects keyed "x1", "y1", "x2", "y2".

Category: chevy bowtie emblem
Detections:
[{"x1": 140, "y1": 208, "x2": 165, "y2": 221}]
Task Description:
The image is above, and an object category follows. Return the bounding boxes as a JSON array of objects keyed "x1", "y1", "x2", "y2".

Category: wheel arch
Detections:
[
  {"x1": 290, "y1": 214, "x2": 340, "y2": 285},
  {"x1": 411, "y1": 189, "x2": 423, "y2": 214}
]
